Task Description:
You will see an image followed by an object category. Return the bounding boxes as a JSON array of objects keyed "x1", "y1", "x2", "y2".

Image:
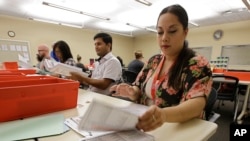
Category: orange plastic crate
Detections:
[
  {"x1": 213, "y1": 68, "x2": 225, "y2": 73},
  {"x1": 0, "y1": 68, "x2": 36, "y2": 75},
  {"x1": 0, "y1": 70, "x2": 24, "y2": 76},
  {"x1": 2, "y1": 62, "x2": 18, "y2": 70},
  {"x1": 0, "y1": 76, "x2": 79, "y2": 122},
  {"x1": 224, "y1": 71, "x2": 250, "y2": 81},
  {"x1": 9, "y1": 68, "x2": 36, "y2": 75},
  {"x1": 0, "y1": 75, "x2": 51, "y2": 81}
]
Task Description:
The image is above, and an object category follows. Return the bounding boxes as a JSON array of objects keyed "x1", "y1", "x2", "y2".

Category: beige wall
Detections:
[
  {"x1": 187, "y1": 20, "x2": 250, "y2": 61},
  {"x1": 133, "y1": 20, "x2": 250, "y2": 69},
  {"x1": 1, "y1": 15, "x2": 250, "y2": 69},
  {"x1": 0, "y1": 15, "x2": 134, "y2": 66}
]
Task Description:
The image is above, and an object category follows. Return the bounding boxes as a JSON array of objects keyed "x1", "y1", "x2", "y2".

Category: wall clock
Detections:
[
  {"x1": 8, "y1": 31, "x2": 15, "y2": 37},
  {"x1": 213, "y1": 30, "x2": 223, "y2": 40}
]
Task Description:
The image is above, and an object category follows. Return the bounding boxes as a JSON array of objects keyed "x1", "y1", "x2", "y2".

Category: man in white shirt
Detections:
[{"x1": 70, "y1": 33, "x2": 122, "y2": 95}]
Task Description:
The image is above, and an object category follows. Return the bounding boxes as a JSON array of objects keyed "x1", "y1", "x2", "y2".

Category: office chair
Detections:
[
  {"x1": 212, "y1": 75, "x2": 239, "y2": 120},
  {"x1": 205, "y1": 87, "x2": 220, "y2": 122},
  {"x1": 122, "y1": 70, "x2": 138, "y2": 85},
  {"x1": 205, "y1": 87, "x2": 217, "y2": 120}
]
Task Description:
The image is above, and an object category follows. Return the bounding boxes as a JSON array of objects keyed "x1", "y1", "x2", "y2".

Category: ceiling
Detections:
[{"x1": 0, "y1": 0, "x2": 250, "y2": 37}]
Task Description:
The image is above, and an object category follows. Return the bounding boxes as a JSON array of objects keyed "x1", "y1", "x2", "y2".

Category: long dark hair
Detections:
[
  {"x1": 53, "y1": 40, "x2": 73, "y2": 63},
  {"x1": 169, "y1": 41, "x2": 195, "y2": 90},
  {"x1": 157, "y1": 4, "x2": 195, "y2": 90}
]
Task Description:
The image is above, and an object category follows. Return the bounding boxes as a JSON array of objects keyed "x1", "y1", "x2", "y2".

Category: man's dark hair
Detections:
[{"x1": 94, "y1": 32, "x2": 112, "y2": 50}]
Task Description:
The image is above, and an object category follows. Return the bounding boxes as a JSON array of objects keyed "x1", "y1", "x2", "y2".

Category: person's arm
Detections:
[
  {"x1": 137, "y1": 56, "x2": 213, "y2": 132},
  {"x1": 161, "y1": 97, "x2": 206, "y2": 122},
  {"x1": 70, "y1": 72, "x2": 113, "y2": 90},
  {"x1": 81, "y1": 76, "x2": 113, "y2": 90},
  {"x1": 136, "y1": 97, "x2": 206, "y2": 132},
  {"x1": 110, "y1": 84, "x2": 141, "y2": 101}
]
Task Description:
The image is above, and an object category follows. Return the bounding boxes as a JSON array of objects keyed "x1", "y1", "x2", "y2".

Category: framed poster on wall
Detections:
[{"x1": 0, "y1": 39, "x2": 32, "y2": 66}]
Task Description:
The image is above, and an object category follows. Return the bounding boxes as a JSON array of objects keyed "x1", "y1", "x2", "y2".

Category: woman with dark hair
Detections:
[
  {"x1": 110, "y1": 4, "x2": 212, "y2": 132},
  {"x1": 53, "y1": 40, "x2": 76, "y2": 66}
]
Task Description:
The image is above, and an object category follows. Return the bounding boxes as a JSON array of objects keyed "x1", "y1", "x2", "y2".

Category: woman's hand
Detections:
[
  {"x1": 109, "y1": 83, "x2": 138, "y2": 101},
  {"x1": 136, "y1": 105, "x2": 165, "y2": 132}
]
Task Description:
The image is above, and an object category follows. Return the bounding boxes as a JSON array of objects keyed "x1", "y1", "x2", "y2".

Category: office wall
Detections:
[
  {"x1": 0, "y1": 15, "x2": 134, "y2": 66},
  {"x1": 134, "y1": 20, "x2": 250, "y2": 70},
  {"x1": 1, "y1": 15, "x2": 250, "y2": 69}
]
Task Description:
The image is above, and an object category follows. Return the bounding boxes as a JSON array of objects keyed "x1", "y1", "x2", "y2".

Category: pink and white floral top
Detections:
[{"x1": 135, "y1": 54, "x2": 213, "y2": 109}]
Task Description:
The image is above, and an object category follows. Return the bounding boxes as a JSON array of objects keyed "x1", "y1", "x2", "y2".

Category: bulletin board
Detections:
[
  {"x1": 191, "y1": 46, "x2": 212, "y2": 61},
  {"x1": 0, "y1": 39, "x2": 32, "y2": 65},
  {"x1": 221, "y1": 44, "x2": 250, "y2": 65}
]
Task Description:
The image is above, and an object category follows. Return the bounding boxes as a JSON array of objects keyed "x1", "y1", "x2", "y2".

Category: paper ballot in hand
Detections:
[
  {"x1": 44, "y1": 59, "x2": 88, "y2": 76},
  {"x1": 78, "y1": 98, "x2": 149, "y2": 132},
  {"x1": 64, "y1": 98, "x2": 154, "y2": 141}
]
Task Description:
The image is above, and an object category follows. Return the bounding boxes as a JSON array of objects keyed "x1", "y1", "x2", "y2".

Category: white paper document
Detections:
[
  {"x1": 44, "y1": 59, "x2": 88, "y2": 76},
  {"x1": 79, "y1": 99, "x2": 140, "y2": 131},
  {"x1": 65, "y1": 98, "x2": 154, "y2": 141},
  {"x1": 65, "y1": 117, "x2": 114, "y2": 139},
  {"x1": 80, "y1": 130, "x2": 155, "y2": 141}
]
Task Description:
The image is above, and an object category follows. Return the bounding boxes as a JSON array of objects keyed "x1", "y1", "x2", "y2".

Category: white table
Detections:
[
  {"x1": 236, "y1": 80, "x2": 250, "y2": 123},
  {"x1": 17, "y1": 89, "x2": 217, "y2": 141},
  {"x1": 212, "y1": 75, "x2": 250, "y2": 123}
]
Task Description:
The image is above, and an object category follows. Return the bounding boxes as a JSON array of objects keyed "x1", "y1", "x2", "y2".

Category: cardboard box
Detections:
[{"x1": 0, "y1": 76, "x2": 79, "y2": 122}]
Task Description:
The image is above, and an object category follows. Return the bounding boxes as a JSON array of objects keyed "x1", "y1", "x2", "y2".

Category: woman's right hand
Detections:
[{"x1": 109, "y1": 83, "x2": 138, "y2": 101}]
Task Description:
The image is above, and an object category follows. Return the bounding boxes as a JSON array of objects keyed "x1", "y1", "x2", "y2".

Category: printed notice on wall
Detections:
[{"x1": 0, "y1": 39, "x2": 32, "y2": 65}]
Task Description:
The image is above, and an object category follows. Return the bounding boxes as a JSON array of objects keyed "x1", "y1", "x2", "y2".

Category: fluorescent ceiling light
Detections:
[
  {"x1": 30, "y1": 18, "x2": 59, "y2": 25},
  {"x1": 42, "y1": 1, "x2": 110, "y2": 20},
  {"x1": 135, "y1": 0, "x2": 152, "y2": 6},
  {"x1": 126, "y1": 23, "x2": 145, "y2": 29},
  {"x1": 30, "y1": 18, "x2": 83, "y2": 28},
  {"x1": 242, "y1": 0, "x2": 250, "y2": 10},
  {"x1": 60, "y1": 23, "x2": 83, "y2": 29},
  {"x1": 99, "y1": 30, "x2": 133, "y2": 37},
  {"x1": 127, "y1": 23, "x2": 158, "y2": 32},
  {"x1": 189, "y1": 21, "x2": 199, "y2": 27},
  {"x1": 145, "y1": 28, "x2": 157, "y2": 32},
  {"x1": 96, "y1": 22, "x2": 135, "y2": 32}
]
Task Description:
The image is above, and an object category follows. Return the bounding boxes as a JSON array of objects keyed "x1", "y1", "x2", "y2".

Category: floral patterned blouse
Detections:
[{"x1": 134, "y1": 54, "x2": 213, "y2": 111}]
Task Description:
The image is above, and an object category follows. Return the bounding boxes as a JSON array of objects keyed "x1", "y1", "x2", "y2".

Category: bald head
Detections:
[
  {"x1": 38, "y1": 44, "x2": 49, "y2": 51},
  {"x1": 37, "y1": 44, "x2": 50, "y2": 59}
]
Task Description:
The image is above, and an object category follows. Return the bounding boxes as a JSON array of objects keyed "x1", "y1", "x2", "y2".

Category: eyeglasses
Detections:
[{"x1": 38, "y1": 50, "x2": 46, "y2": 52}]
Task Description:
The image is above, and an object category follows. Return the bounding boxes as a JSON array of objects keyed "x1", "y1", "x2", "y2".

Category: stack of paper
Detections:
[
  {"x1": 44, "y1": 59, "x2": 88, "y2": 76},
  {"x1": 65, "y1": 99, "x2": 155, "y2": 141}
]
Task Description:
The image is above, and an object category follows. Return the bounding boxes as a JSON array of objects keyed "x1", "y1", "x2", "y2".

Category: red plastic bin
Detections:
[
  {"x1": 0, "y1": 76, "x2": 79, "y2": 122},
  {"x1": 0, "y1": 68, "x2": 36, "y2": 75},
  {"x1": 0, "y1": 70, "x2": 24, "y2": 76},
  {"x1": 8, "y1": 68, "x2": 36, "y2": 75},
  {"x1": 0, "y1": 75, "x2": 53, "y2": 81},
  {"x1": 224, "y1": 71, "x2": 250, "y2": 81},
  {"x1": 2, "y1": 62, "x2": 18, "y2": 70}
]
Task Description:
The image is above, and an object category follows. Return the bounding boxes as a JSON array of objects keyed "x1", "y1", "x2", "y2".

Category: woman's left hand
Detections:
[{"x1": 136, "y1": 105, "x2": 165, "y2": 132}]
